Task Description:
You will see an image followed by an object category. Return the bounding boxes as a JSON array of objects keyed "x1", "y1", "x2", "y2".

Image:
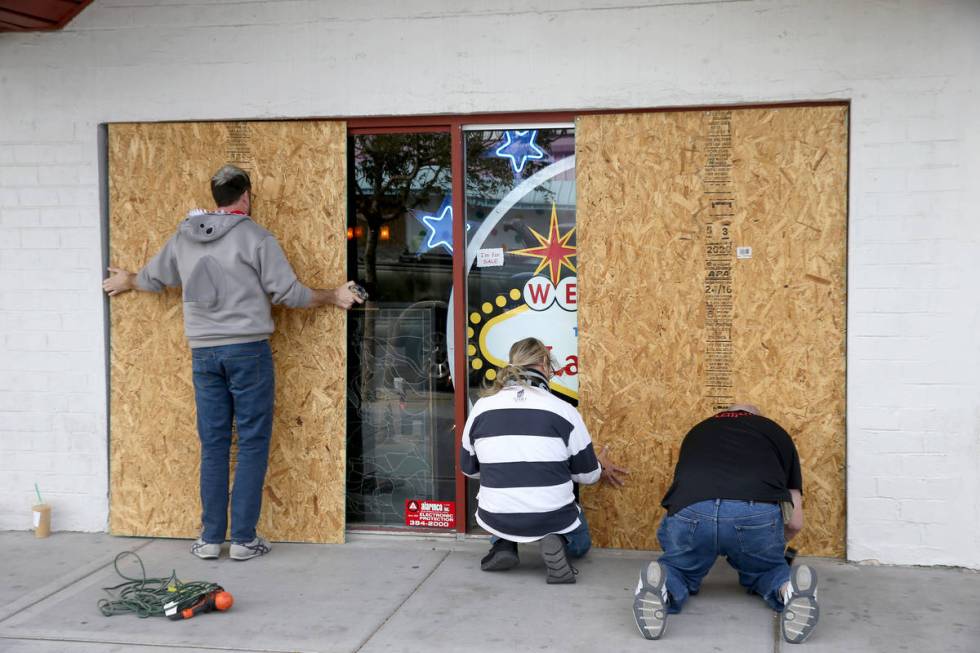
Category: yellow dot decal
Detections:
[
  {"x1": 470, "y1": 312, "x2": 481, "y2": 324},
  {"x1": 471, "y1": 358, "x2": 483, "y2": 370},
  {"x1": 482, "y1": 302, "x2": 493, "y2": 314},
  {"x1": 509, "y1": 288, "x2": 521, "y2": 300},
  {"x1": 467, "y1": 344, "x2": 476, "y2": 356},
  {"x1": 467, "y1": 327, "x2": 474, "y2": 338},
  {"x1": 495, "y1": 295, "x2": 506, "y2": 307},
  {"x1": 485, "y1": 369, "x2": 497, "y2": 381}
]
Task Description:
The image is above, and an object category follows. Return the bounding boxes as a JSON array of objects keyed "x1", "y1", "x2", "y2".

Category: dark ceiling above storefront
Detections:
[{"x1": 0, "y1": 0, "x2": 93, "y2": 32}]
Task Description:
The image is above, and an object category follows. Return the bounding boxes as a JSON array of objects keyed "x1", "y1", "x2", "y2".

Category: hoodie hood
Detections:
[{"x1": 179, "y1": 209, "x2": 251, "y2": 243}]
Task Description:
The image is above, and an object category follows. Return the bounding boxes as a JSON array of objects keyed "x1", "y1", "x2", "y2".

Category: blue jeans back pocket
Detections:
[
  {"x1": 660, "y1": 513, "x2": 699, "y2": 553},
  {"x1": 734, "y1": 519, "x2": 781, "y2": 555}
]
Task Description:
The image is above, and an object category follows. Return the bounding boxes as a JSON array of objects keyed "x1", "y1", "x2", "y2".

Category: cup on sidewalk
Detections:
[{"x1": 32, "y1": 503, "x2": 51, "y2": 538}]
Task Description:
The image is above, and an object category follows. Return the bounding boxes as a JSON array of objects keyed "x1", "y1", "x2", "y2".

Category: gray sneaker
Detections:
[
  {"x1": 191, "y1": 538, "x2": 220, "y2": 560},
  {"x1": 230, "y1": 536, "x2": 271, "y2": 561}
]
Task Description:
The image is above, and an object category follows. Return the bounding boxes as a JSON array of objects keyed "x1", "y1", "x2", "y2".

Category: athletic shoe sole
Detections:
[
  {"x1": 633, "y1": 560, "x2": 668, "y2": 640},
  {"x1": 781, "y1": 564, "x2": 819, "y2": 644},
  {"x1": 540, "y1": 534, "x2": 575, "y2": 584}
]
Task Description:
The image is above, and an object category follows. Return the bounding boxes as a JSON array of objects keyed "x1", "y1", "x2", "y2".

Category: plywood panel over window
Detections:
[
  {"x1": 107, "y1": 121, "x2": 348, "y2": 543},
  {"x1": 577, "y1": 106, "x2": 847, "y2": 557}
]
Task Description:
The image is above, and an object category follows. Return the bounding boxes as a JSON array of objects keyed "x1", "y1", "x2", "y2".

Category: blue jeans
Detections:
[
  {"x1": 491, "y1": 505, "x2": 592, "y2": 558},
  {"x1": 191, "y1": 340, "x2": 275, "y2": 544},
  {"x1": 657, "y1": 499, "x2": 790, "y2": 612}
]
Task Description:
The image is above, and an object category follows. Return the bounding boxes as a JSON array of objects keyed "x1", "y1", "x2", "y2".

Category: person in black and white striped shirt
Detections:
[{"x1": 460, "y1": 337, "x2": 627, "y2": 584}]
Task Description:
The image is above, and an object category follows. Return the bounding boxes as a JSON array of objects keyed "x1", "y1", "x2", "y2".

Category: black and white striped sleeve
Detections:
[
  {"x1": 567, "y1": 409, "x2": 601, "y2": 485},
  {"x1": 460, "y1": 407, "x2": 480, "y2": 479}
]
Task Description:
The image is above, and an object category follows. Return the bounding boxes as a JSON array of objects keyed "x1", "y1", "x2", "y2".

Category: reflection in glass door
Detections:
[{"x1": 346, "y1": 131, "x2": 457, "y2": 528}]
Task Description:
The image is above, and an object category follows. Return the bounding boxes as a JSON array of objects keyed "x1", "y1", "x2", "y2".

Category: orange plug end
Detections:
[{"x1": 214, "y1": 591, "x2": 234, "y2": 611}]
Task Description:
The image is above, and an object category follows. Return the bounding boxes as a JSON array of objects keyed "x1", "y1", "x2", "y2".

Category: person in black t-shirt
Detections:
[{"x1": 631, "y1": 405, "x2": 820, "y2": 645}]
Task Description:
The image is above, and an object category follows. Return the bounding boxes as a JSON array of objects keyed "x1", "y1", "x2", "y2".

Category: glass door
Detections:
[
  {"x1": 458, "y1": 126, "x2": 578, "y2": 530},
  {"x1": 345, "y1": 119, "x2": 576, "y2": 533},
  {"x1": 346, "y1": 130, "x2": 457, "y2": 529}
]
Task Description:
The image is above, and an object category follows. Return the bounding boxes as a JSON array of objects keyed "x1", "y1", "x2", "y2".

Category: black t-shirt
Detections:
[{"x1": 661, "y1": 410, "x2": 803, "y2": 515}]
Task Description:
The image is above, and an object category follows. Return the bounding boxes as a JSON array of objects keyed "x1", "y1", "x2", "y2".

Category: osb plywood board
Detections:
[
  {"x1": 108, "y1": 121, "x2": 348, "y2": 543},
  {"x1": 577, "y1": 106, "x2": 847, "y2": 557}
]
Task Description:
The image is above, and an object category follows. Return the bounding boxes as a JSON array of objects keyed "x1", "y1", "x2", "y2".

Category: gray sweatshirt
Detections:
[{"x1": 136, "y1": 210, "x2": 312, "y2": 348}]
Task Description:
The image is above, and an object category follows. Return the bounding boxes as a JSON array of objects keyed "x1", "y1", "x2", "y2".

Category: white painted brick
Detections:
[
  {"x1": 854, "y1": 119, "x2": 906, "y2": 144},
  {"x1": 18, "y1": 229, "x2": 60, "y2": 249},
  {"x1": 47, "y1": 331, "x2": 97, "y2": 352},
  {"x1": 0, "y1": 412, "x2": 54, "y2": 432},
  {"x1": 0, "y1": 371, "x2": 49, "y2": 392},
  {"x1": 907, "y1": 117, "x2": 960, "y2": 142},
  {"x1": 908, "y1": 166, "x2": 961, "y2": 192},
  {"x1": 18, "y1": 188, "x2": 61, "y2": 207},
  {"x1": 876, "y1": 477, "x2": 959, "y2": 500},
  {"x1": 2, "y1": 351, "x2": 72, "y2": 372},
  {"x1": 13, "y1": 144, "x2": 65, "y2": 164},
  {"x1": 47, "y1": 372, "x2": 94, "y2": 393},
  {"x1": 54, "y1": 413, "x2": 98, "y2": 434},
  {"x1": 54, "y1": 144, "x2": 87, "y2": 165},
  {"x1": 0, "y1": 188, "x2": 19, "y2": 205},
  {"x1": 5, "y1": 333, "x2": 48, "y2": 351},
  {"x1": 68, "y1": 394, "x2": 100, "y2": 414},
  {"x1": 866, "y1": 432, "x2": 924, "y2": 454},
  {"x1": 899, "y1": 500, "x2": 953, "y2": 524},
  {"x1": 0, "y1": 166, "x2": 38, "y2": 186},
  {"x1": 57, "y1": 310, "x2": 103, "y2": 332},
  {"x1": 57, "y1": 228, "x2": 100, "y2": 249},
  {"x1": 0, "y1": 249, "x2": 89, "y2": 270},
  {"x1": 40, "y1": 207, "x2": 87, "y2": 227},
  {"x1": 38, "y1": 165, "x2": 82, "y2": 186},
  {"x1": 851, "y1": 521, "x2": 922, "y2": 549},
  {"x1": 0, "y1": 207, "x2": 41, "y2": 227},
  {"x1": 864, "y1": 168, "x2": 907, "y2": 193},
  {"x1": 851, "y1": 497, "x2": 900, "y2": 521},
  {"x1": 0, "y1": 311, "x2": 63, "y2": 333},
  {"x1": 0, "y1": 228, "x2": 22, "y2": 249}
]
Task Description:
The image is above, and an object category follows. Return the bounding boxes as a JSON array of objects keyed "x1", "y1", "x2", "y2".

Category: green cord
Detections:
[{"x1": 98, "y1": 551, "x2": 221, "y2": 618}]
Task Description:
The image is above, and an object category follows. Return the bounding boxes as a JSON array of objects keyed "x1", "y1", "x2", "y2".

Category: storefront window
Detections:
[{"x1": 462, "y1": 127, "x2": 578, "y2": 403}]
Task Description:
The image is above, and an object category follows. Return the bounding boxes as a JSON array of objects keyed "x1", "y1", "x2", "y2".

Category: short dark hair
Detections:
[{"x1": 211, "y1": 165, "x2": 251, "y2": 207}]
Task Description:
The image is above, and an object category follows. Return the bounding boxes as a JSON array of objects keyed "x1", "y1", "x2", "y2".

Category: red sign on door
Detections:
[{"x1": 405, "y1": 499, "x2": 456, "y2": 529}]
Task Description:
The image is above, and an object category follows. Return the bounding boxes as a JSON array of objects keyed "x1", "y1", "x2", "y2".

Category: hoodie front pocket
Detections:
[{"x1": 183, "y1": 255, "x2": 226, "y2": 308}]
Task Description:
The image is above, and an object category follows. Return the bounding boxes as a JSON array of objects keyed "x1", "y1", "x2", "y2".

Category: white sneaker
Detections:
[
  {"x1": 632, "y1": 560, "x2": 669, "y2": 640},
  {"x1": 781, "y1": 564, "x2": 820, "y2": 644},
  {"x1": 230, "y1": 536, "x2": 271, "y2": 561},
  {"x1": 191, "y1": 538, "x2": 220, "y2": 560}
]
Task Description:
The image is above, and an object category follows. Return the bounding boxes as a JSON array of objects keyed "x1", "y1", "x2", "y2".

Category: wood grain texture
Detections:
[
  {"x1": 108, "y1": 120, "x2": 348, "y2": 543},
  {"x1": 576, "y1": 106, "x2": 847, "y2": 557}
]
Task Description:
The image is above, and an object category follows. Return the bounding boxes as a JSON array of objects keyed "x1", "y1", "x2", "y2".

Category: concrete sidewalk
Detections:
[{"x1": 0, "y1": 532, "x2": 976, "y2": 652}]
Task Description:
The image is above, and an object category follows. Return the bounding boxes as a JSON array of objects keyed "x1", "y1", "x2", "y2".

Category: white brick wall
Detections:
[{"x1": 0, "y1": 0, "x2": 977, "y2": 568}]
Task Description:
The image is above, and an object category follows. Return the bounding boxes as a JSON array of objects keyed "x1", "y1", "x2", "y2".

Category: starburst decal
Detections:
[{"x1": 511, "y1": 202, "x2": 576, "y2": 285}]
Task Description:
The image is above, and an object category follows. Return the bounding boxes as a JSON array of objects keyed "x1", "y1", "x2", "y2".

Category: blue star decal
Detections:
[
  {"x1": 414, "y1": 196, "x2": 469, "y2": 254},
  {"x1": 494, "y1": 130, "x2": 545, "y2": 174}
]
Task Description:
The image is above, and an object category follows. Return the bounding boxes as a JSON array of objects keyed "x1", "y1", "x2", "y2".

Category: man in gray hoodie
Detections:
[{"x1": 103, "y1": 164, "x2": 362, "y2": 561}]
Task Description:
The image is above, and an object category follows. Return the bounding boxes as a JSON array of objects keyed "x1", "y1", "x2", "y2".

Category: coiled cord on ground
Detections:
[{"x1": 98, "y1": 551, "x2": 221, "y2": 618}]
